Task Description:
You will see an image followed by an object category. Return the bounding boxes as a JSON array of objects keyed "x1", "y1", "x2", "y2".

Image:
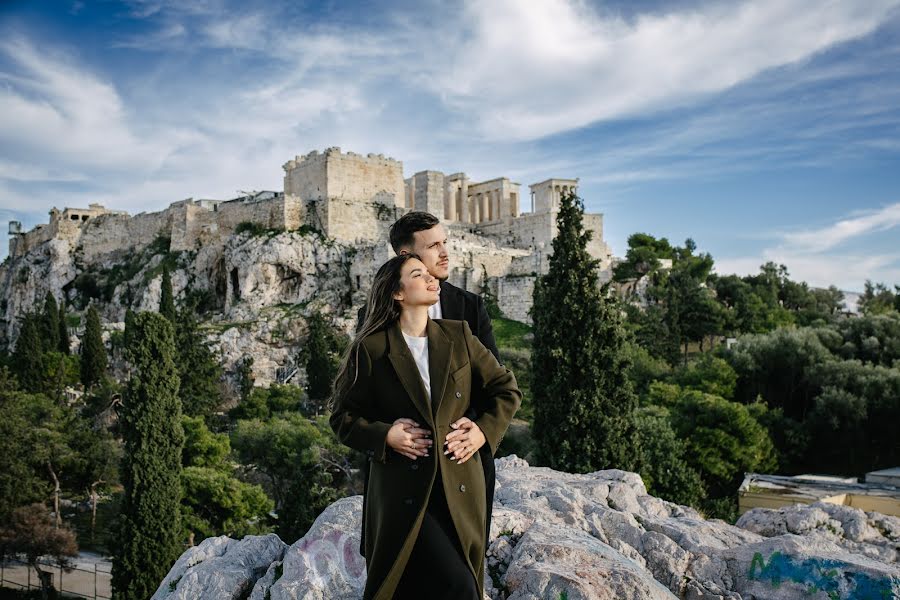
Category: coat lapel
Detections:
[
  {"x1": 426, "y1": 319, "x2": 452, "y2": 415},
  {"x1": 386, "y1": 323, "x2": 434, "y2": 427}
]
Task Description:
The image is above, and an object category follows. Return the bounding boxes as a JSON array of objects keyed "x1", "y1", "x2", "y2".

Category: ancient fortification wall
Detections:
[{"x1": 7, "y1": 147, "x2": 614, "y2": 325}]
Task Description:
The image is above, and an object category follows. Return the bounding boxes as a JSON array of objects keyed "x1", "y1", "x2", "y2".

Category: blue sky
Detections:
[{"x1": 1, "y1": 0, "x2": 899, "y2": 291}]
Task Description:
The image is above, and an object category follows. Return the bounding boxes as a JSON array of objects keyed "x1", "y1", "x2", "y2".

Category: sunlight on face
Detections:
[
  {"x1": 409, "y1": 225, "x2": 450, "y2": 281},
  {"x1": 394, "y1": 258, "x2": 440, "y2": 308}
]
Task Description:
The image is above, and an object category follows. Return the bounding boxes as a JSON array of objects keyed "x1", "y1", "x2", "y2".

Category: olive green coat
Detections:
[{"x1": 330, "y1": 319, "x2": 521, "y2": 600}]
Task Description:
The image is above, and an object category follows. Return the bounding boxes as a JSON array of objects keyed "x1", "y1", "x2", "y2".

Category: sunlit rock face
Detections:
[{"x1": 155, "y1": 456, "x2": 900, "y2": 600}]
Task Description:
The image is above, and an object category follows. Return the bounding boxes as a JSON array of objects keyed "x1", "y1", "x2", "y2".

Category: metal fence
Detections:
[{"x1": 0, "y1": 557, "x2": 111, "y2": 599}]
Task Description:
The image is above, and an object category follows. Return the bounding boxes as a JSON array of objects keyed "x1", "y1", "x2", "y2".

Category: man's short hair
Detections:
[{"x1": 389, "y1": 211, "x2": 440, "y2": 254}]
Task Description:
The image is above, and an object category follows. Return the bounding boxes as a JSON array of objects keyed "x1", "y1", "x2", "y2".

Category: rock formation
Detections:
[{"x1": 153, "y1": 456, "x2": 900, "y2": 600}]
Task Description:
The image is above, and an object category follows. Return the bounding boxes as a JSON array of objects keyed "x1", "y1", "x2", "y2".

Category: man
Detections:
[{"x1": 356, "y1": 211, "x2": 502, "y2": 555}]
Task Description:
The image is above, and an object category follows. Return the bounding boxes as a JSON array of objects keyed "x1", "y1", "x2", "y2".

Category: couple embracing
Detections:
[{"x1": 329, "y1": 211, "x2": 522, "y2": 599}]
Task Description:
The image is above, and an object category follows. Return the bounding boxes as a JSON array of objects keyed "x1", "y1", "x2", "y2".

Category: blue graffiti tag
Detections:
[{"x1": 747, "y1": 551, "x2": 896, "y2": 599}]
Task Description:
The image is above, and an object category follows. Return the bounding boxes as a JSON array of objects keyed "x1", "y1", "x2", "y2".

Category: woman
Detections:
[{"x1": 329, "y1": 254, "x2": 521, "y2": 600}]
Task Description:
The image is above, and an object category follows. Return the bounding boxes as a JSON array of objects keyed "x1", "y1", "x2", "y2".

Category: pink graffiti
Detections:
[{"x1": 297, "y1": 529, "x2": 366, "y2": 587}]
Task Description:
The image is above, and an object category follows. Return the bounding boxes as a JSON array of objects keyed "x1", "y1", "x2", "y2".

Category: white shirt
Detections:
[
  {"x1": 402, "y1": 330, "x2": 431, "y2": 402},
  {"x1": 428, "y1": 298, "x2": 443, "y2": 320}
]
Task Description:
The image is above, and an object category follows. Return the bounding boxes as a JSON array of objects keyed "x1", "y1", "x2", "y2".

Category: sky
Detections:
[{"x1": 1, "y1": 0, "x2": 899, "y2": 292}]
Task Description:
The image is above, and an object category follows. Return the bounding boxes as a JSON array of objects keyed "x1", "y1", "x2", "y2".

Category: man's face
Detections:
[{"x1": 402, "y1": 225, "x2": 450, "y2": 281}]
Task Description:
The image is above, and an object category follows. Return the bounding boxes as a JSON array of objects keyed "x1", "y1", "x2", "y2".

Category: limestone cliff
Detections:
[
  {"x1": 0, "y1": 222, "x2": 530, "y2": 388},
  {"x1": 153, "y1": 456, "x2": 900, "y2": 600}
]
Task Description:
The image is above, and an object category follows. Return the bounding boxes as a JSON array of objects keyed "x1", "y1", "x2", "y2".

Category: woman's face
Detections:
[{"x1": 393, "y1": 258, "x2": 440, "y2": 309}]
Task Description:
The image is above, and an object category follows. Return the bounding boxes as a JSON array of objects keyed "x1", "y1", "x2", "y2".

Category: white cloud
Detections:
[
  {"x1": 715, "y1": 203, "x2": 900, "y2": 290},
  {"x1": 781, "y1": 203, "x2": 900, "y2": 252},
  {"x1": 715, "y1": 250, "x2": 900, "y2": 291},
  {"x1": 429, "y1": 0, "x2": 900, "y2": 140},
  {"x1": 0, "y1": 37, "x2": 175, "y2": 171}
]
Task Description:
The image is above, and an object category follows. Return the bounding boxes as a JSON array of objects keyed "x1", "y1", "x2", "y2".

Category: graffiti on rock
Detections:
[{"x1": 747, "y1": 551, "x2": 896, "y2": 599}]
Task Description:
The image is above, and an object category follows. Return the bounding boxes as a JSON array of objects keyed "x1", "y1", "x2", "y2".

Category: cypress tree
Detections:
[
  {"x1": 531, "y1": 190, "x2": 639, "y2": 473},
  {"x1": 12, "y1": 313, "x2": 45, "y2": 392},
  {"x1": 41, "y1": 291, "x2": 60, "y2": 353},
  {"x1": 304, "y1": 312, "x2": 343, "y2": 405},
  {"x1": 57, "y1": 303, "x2": 70, "y2": 354},
  {"x1": 175, "y1": 305, "x2": 223, "y2": 417},
  {"x1": 80, "y1": 304, "x2": 107, "y2": 389},
  {"x1": 159, "y1": 266, "x2": 176, "y2": 323},
  {"x1": 112, "y1": 312, "x2": 183, "y2": 599}
]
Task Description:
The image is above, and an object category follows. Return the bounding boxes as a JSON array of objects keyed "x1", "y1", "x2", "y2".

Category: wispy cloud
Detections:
[
  {"x1": 427, "y1": 0, "x2": 900, "y2": 140},
  {"x1": 716, "y1": 203, "x2": 900, "y2": 289},
  {"x1": 781, "y1": 203, "x2": 900, "y2": 252}
]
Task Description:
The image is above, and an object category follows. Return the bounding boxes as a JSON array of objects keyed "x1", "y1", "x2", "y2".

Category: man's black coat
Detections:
[{"x1": 355, "y1": 280, "x2": 500, "y2": 554}]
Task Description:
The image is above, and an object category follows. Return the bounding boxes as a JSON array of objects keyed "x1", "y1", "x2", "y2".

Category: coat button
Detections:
[
  {"x1": 459, "y1": 484, "x2": 466, "y2": 493},
  {"x1": 410, "y1": 463, "x2": 419, "y2": 471},
  {"x1": 456, "y1": 391, "x2": 461, "y2": 398},
  {"x1": 366, "y1": 450, "x2": 374, "y2": 457},
  {"x1": 404, "y1": 498, "x2": 414, "y2": 505}
]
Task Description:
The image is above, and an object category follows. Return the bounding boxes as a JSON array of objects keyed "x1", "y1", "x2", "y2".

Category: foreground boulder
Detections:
[{"x1": 155, "y1": 456, "x2": 900, "y2": 599}]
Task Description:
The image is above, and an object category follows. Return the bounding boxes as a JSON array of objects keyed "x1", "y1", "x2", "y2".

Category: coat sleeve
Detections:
[
  {"x1": 462, "y1": 321, "x2": 521, "y2": 456},
  {"x1": 329, "y1": 342, "x2": 392, "y2": 463}
]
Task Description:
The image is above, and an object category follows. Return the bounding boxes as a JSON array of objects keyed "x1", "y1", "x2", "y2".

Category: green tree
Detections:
[
  {"x1": 159, "y1": 266, "x2": 176, "y2": 323},
  {"x1": 41, "y1": 292, "x2": 60, "y2": 354},
  {"x1": 227, "y1": 384, "x2": 305, "y2": 422},
  {"x1": 231, "y1": 414, "x2": 347, "y2": 542},
  {"x1": 0, "y1": 370, "x2": 52, "y2": 521},
  {"x1": 479, "y1": 264, "x2": 502, "y2": 318},
  {"x1": 180, "y1": 466, "x2": 273, "y2": 540},
  {"x1": 179, "y1": 416, "x2": 272, "y2": 540},
  {"x1": 622, "y1": 341, "x2": 671, "y2": 398},
  {"x1": 858, "y1": 280, "x2": 897, "y2": 315},
  {"x1": 612, "y1": 233, "x2": 675, "y2": 282},
  {"x1": 634, "y1": 406, "x2": 706, "y2": 508},
  {"x1": 301, "y1": 312, "x2": 346, "y2": 408},
  {"x1": 237, "y1": 355, "x2": 255, "y2": 402},
  {"x1": 0, "y1": 503, "x2": 78, "y2": 600},
  {"x1": 66, "y1": 417, "x2": 120, "y2": 540},
  {"x1": 726, "y1": 327, "x2": 833, "y2": 420},
  {"x1": 669, "y1": 388, "x2": 777, "y2": 499},
  {"x1": 57, "y1": 303, "x2": 70, "y2": 354},
  {"x1": 12, "y1": 312, "x2": 45, "y2": 393},
  {"x1": 112, "y1": 312, "x2": 184, "y2": 600},
  {"x1": 834, "y1": 313, "x2": 900, "y2": 367},
  {"x1": 175, "y1": 306, "x2": 223, "y2": 417},
  {"x1": 80, "y1": 304, "x2": 107, "y2": 390},
  {"x1": 673, "y1": 353, "x2": 737, "y2": 399},
  {"x1": 808, "y1": 359, "x2": 900, "y2": 472},
  {"x1": 182, "y1": 415, "x2": 230, "y2": 469},
  {"x1": 531, "y1": 190, "x2": 638, "y2": 472}
]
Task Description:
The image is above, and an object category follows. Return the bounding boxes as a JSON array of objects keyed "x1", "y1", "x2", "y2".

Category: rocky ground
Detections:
[{"x1": 153, "y1": 456, "x2": 899, "y2": 600}]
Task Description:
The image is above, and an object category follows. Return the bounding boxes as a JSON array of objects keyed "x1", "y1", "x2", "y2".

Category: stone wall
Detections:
[
  {"x1": 496, "y1": 275, "x2": 536, "y2": 323},
  {"x1": 310, "y1": 197, "x2": 405, "y2": 243},
  {"x1": 324, "y1": 150, "x2": 404, "y2": 207},
  {"x1": 79, "y1": 210, "x2": 171, "y2": 262},
  {"x1": 412, "y1": 171, "x2": 445, "y2": 216},
  {"x1": 215, "y1": 195, "x2": 287, "y2": 232}
]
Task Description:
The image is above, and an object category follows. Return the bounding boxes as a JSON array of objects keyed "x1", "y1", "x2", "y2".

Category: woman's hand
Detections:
[
  {"x1": 444, "y1": 417, "x2": 486, "y2": 464},
  {"x1": 386, "y1": 418, "x2": 433, "y2": 460}
]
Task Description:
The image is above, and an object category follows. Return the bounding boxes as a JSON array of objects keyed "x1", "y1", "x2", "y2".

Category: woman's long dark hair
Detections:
[{"x1": 328, "y1": 254, "x2": 422, "y2": 411}]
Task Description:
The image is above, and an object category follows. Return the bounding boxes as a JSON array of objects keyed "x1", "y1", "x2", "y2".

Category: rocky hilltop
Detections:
[
  {"x1": 0, "y1": 217, "x2": 534, "y2": 389},
  {"x1": 0, "y1": 227, "x2": 370, "y2": 387},
  {"x1": 153, "y1": 456, "x2": 900, "y2": 600}
]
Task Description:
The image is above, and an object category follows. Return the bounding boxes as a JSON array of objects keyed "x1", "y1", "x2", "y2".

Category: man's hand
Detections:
[
  {"x1": 443, "y1": 417, "x2": 486, "y2": 464},
  {"x1": 386, "y1": 418, "x2": 433, "y2": 460}
]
